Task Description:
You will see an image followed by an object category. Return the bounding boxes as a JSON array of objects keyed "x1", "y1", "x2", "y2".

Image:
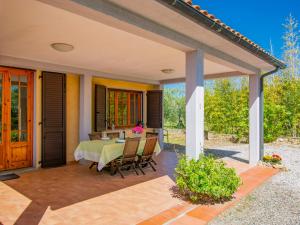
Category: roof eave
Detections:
[{"x1": 156, "y1": 0, "x2": 287, "y2": 70}]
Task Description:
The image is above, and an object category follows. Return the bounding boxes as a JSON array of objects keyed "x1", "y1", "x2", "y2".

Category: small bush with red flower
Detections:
[{"x1": 263, "y1": 154, "x2": 282, "y2": 164}]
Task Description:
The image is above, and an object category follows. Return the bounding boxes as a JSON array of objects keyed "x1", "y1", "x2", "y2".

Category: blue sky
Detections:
[
  {"x1": 192, "y1": 0, "x2": 300, "y2": 59},
  {"x1": 165, "y1": 1, "x2": 300, "y2": 89}
]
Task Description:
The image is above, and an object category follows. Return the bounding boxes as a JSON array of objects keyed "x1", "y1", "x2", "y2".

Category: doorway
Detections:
[{"x1": 0, "y1": 67, "x2": 33, "y2": 171}]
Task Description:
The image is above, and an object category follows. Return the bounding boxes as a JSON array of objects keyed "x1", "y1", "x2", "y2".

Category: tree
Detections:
[{"x1": 282, "y1": 14, "x2": 300, "y2": 78}]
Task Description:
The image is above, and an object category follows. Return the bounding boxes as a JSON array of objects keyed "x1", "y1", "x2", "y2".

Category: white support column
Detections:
[
  {"x1": 158, "y1": 83, "x2": 164, "y2": 149},
  {"x1": 185, "y1": 49, "x2": 205, "y2": 159},
  {"x1": 80, "y1": 74, "x2": 92, "y2": 141},
  {"x1": 249, "y1": 74, "x2": 263, "y2": 164}
]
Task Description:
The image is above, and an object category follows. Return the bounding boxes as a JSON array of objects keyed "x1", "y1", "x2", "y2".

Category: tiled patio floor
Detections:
[{"x1": 0, "y1": 151, "x2": 278, "y2": 225}]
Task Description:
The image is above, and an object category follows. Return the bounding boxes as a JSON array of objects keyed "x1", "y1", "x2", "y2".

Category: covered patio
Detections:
[
  {"x1": 0, "y1": 0, "x2": 285, "y2": 224},
  {"x1": 0, "y1": 0, "x2": 285, "y2": 167}
]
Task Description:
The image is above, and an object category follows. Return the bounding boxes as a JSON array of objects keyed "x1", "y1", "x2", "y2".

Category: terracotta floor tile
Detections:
[
  {"x1": 0, "y1": 151, "x2": 278, "y2": 225},
  {"x1": 170, "y1": 215, "x2": 207, "y2": 225}
]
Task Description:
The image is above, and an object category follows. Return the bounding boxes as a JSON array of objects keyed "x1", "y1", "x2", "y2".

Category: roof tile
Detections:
[{"x1": 184, "y1": 0, "x2": 271, "y2": 55}]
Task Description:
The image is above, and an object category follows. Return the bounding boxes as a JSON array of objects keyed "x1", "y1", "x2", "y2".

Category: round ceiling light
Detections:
[
  {"x1": 161, "y1": 68, "x2": 175, "y2": 74},
  {"x1": 51, "y1": 43, "x2": 74, "y2": 52}
]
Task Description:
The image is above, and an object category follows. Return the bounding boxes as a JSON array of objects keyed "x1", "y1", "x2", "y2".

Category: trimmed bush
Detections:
[{"x1": 175, "y1": 154, "x2": 242, "y2": 203}]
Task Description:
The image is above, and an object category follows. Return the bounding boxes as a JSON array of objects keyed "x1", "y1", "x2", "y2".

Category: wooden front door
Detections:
[
  {"x1": 0, "y1": 67, "x2": 33, "y2": 171},
  {"x1": 42, "y1": 71, "x2": 66, "y2": 167}
]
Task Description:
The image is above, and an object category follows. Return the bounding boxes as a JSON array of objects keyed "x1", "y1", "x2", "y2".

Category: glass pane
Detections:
[
  {"x1": 118, "y1": 92, "x2": 127, "y2": 126},
  {"x1": 0, "y1": 73, "x2": 2, "y2": 144},
  {"x1": 11, "y1": 75, "x2": 19, "y2": 86},
  {"x1": 11, "y1": 83, "x2": 19, "y2": 132},
  {"x1": 108, "y1": 91, "x2": 115, "y2": 128},
  {"x1": 20, "y1": 75, "x2": 27, "y2": 86},
  {"x1": 20, "y1": 131, "x2": 27, "y2": 142},
  {"x1": 11, "y1": 130, "x2": 19, "y2": 142},
  {"x1": 130, "y1": 94, "x2": 135, "y2": 125},
  {"x1": 135, "y1": 94, "x2": 139, "y2": 122},
  {"x1": 20, "y1": 87, "x2": 27, "y2": 130}
]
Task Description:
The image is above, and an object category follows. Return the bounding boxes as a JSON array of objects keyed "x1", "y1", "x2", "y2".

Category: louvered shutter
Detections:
[
  {"x1": 95, "y1": 85, "x2": 106, "y2": 131},
  {"x1": 147, "y1": 90, "x2": 163, "y2": 128},
  {"x1": 42, "y1": 72, "x2": 66, "y2": 167}
]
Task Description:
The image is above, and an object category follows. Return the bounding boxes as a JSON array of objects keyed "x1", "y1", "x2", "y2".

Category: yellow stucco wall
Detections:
[
  {"x1": 34, "y1": 71, "x2": 80, "y2": 167},
  {"x1": 66, "y1": 74, "x2": 80, "y2": 162},
  {"x1": 34, "y1": 70, "x2": 42, "y2": 167},
  {"x1": 33, "y1": 74, "x2": 156, "y2": 167},
  {"x1": 92, "y1": 77, "x2": 159, "y2": 131}
]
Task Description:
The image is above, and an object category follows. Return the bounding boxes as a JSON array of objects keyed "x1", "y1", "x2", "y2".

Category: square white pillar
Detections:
[
  {"x1": 185, "y1": 49, "x2": 205, "y2": 159},
  {"x1": 80, "y1": 74, "x2": 92, "y2": 141},
  {"x1": 249, "y1": 74, "x2": 263, "y2": 164},
  {"x1": 158, "y1": 83, "x2": 164, "y2": 149}
]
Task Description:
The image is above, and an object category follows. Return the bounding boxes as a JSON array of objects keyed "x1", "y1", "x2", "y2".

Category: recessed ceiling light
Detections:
[
  {"x1": 51, "y1": 43, "x2": 74, "y2": 52},
  {"x1": 161, "y1": 68, "x2": 175, "y2": 74}
]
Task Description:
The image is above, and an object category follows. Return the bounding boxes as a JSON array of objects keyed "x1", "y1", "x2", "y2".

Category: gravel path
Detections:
[{"x1": 208, "y1": 144, "x2": 300, "y2": 225}]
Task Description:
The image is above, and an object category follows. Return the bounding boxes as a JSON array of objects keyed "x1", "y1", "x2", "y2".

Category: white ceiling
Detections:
[{"x1": 0, "y1": 0, "x2": 238, "y2": 82}]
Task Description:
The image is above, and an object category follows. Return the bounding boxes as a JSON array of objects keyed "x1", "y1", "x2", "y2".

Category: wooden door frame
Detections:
[{"x1": 0, "y1": 66, "x2": 34, "y2": 170}]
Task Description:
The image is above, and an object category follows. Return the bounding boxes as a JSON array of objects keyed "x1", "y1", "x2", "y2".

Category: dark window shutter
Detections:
[
  {"x1": 42, "y1": 71, "x2": 66, "y2": 167},
  {"x1": 95, "y1": 85, "x2": 106, "y2": 132},
  {"x1": 147, "y1": 90, "x2": 163, "y2": 128}
]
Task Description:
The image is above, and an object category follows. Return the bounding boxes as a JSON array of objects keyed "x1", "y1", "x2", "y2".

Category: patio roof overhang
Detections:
[{"x1": 0, "y1": 0, "x2": 284, "y2": 85}]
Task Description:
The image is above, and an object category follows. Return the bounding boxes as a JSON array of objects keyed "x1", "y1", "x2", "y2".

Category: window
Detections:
[
  {"x1": 107, "y1": 89, "x2": 142, "y2": 128},
  {"x1": 11, "y1": 75, "x2": 28, "y2": 142}
]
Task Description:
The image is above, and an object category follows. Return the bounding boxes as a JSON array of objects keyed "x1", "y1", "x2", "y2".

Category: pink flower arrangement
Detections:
[{"x1": 132, "y1": 125, "x2": 144, "y2": 134}]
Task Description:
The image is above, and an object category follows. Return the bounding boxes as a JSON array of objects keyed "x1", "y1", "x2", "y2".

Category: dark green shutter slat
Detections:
[
  {"x1": 42, "y1": 71, "x2": 66, "y2": 167},
  {"x1": 95, "y1": 85, "x2": 106, "y2": 131},
  {"x1": 147, "y1": 90, "x2": 163, "y2": 128}
]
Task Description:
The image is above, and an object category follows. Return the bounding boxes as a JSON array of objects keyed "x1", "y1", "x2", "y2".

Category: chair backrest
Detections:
[
  {"x1": 107, "y1": 132, "x2": 120, "y2": 139},
  {"x1": 123, "y1": 137, "x2": 141, "y2": 159},
  {"x1": 88, "y1": 133, "x2": 101, "y2": 140},
  {"x1": 146, "y1": 132, "x2": 158, "y2": 138},
  {"x1": 142, "y1": 137, "x2": 157, "y2": 157}
]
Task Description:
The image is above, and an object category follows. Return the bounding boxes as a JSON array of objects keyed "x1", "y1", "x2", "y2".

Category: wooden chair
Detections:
[
  {"x1": 146, "y1": 132, "x2": 158, "y2": 138},
  {"x1": 110, "y1": 137, "x2": 140, "y2": 178},
  {"x1": 88, "y1": 133, "x2": 102, "y2": 140},
  {"x1": 106, "y1": 131, "x2": 120, "y2": 139},
  {"x1": 136, "y1": 137, "x2": 158, "y2": 175}
]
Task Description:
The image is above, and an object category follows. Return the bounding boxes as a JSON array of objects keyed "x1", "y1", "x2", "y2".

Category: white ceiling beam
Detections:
[{"x1": 160, "y1": 71, "x2": 247, "y2": 84}]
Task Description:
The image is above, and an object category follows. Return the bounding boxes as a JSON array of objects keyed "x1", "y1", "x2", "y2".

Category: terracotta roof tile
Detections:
[{"x1": 179, "y1": 0, "x2": 286, "y2": 65}]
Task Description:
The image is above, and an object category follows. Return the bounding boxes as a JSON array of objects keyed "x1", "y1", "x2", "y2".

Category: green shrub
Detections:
[{"x1": 175, "y1": 154, "x2": 242, "y2": 203}]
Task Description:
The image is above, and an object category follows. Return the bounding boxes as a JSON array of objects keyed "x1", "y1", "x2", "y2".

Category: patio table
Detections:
[{"x1": 74, "y1": 139, "x2": 161, "y2": 171}]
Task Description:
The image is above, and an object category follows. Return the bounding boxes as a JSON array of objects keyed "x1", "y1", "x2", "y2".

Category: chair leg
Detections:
[
  {"x1": 132, "y1": 163, "x2": 139, "y2": 175},
  {"x1": 110, "y1": 163, "x2": 117, "y2": 175},
  {"x1": 89, "y1": 162, "x2": 96, "y2": 169},
  {"x1": 117, "y1": 166, "x2": 125, "y2": 179},
  {"x1": 137, "y1": 164, "x2": 145, "y2": 175},
  {"x1": 149, "y1": 161, "x2": 156, "y2": 172},
  {"x1": 151, "y1": 159, "x2": 157, "y2": 165}
]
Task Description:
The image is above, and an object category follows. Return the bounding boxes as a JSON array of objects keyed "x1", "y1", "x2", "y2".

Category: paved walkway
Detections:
[{"x1": 138, "y1": 166, "x2": 278, "y2": 225}]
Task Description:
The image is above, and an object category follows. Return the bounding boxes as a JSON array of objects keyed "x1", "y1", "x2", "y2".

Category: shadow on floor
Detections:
[
  {"x1": 4, "y1": 151, "x2": 178, "y2": 225},
  {"x1": 164, "y1": 142, "x2": 249, "y2": 164},
  {"x1": 205, "y1": 148, "x2": 249, "y2": 164}
]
